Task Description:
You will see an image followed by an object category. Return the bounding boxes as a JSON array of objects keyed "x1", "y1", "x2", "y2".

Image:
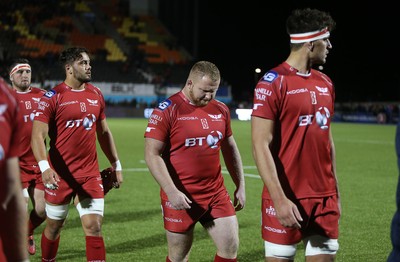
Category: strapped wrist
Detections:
[
  {"x1": 112, "y1": 160, "x2": 122, "y2": 171},
  {"x1": 38, "y1": 160, "x2": 50, "y2": 173}
]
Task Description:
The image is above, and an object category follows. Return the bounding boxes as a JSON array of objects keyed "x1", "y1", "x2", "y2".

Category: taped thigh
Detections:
[
  {"x1": 304, "y1": 235, "x2": 339, "y2": 256},
  {"x1": 46, "y1": 203, "x2": 69, "y2": 220},
  {"x1": 76, "y1": 198, "x2": 104, "y2": 217},
  {"x1": 265, "y1": 241, "x2": 297, "y2": 259}
]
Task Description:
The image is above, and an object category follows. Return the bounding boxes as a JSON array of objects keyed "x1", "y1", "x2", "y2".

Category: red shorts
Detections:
[
  {"x1": 20, "y1": 164, "x2": 44, "y2": 191},
  {"x1": 262, "y1": 195, "x2": 340, "y2": 244},
  {"x1": 44, "y1": 175, "x2": 104, "y2": 205},
  {"x1": 161, "y1": 189, "x2": 236, "y2": 233},
  {"x1": 0, "y1": 238, "x2": 5, "y2": 262}
]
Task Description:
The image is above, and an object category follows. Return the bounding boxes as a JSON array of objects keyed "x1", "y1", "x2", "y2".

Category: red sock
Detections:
[
  {"x1": 166, "y1": 256, "x2": 172, "y2": 262},
  {"x1": 41, "y1": 231, "x2": 60, "y2": 261},
  {"x1": 86, "y1": 236, "x2": 106, "y2": 262},
  {"x1": 214, "y1": 254, "x2": 237, "y2": 262},
  {"x1": 28, "y1": 210, "x2": 46, "y2": 235}
]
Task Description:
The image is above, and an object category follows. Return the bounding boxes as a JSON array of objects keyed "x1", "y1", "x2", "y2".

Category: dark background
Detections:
[{"x1": 158, "y1": 0, "x2": 399, "y2": 103}]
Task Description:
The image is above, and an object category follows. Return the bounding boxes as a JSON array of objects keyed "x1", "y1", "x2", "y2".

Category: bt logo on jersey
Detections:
[
  {"x1": 185, "y1": 131, "x2": 223, "y2": 148},
  {"x1": 299, "y1": 114, "x2": 313, "y2": 126},
  {"x1": 298, "y1": 107, "x2": 330, "y2": 129},
  {"x1": 65, "y1": 114, "x2": 96, "y2": 130},
  {"x1": 185, "y1": 137, "x2": 206, "y2": 147},
  {"x1": 23, "y1": 111, "x2": 37, "y2": 122}
]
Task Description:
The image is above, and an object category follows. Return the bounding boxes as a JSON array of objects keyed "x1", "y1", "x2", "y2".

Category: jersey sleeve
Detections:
[
  {"x1": 93, "y1": 85, "x2": 106, "y2": 121},
  {"x1": 144, "y1": 99, "x2": 172, "y2": 142},
  {"x1": 35, "y1": 89, "x2": 58, "y2": 124},
  {"x1": 218, "y1": 100, "x2": 233, "y2": 138},
  {"x1": 251, "y1": 71, "x2": 282, "y2": 120}
]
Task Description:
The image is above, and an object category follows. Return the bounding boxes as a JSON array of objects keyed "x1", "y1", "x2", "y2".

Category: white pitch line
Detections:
[
  {"x1": 123, "y1": 166, "x2": 261, "y2": 179},
  {"x1": 222, "y1": 170, "x2": 260, "y2": 179},
  {"x1": 243, "y1": 166, "x2": 258, "y2": 169},
  {"x1": 124, "y1": 168, "x2": 151, "y2": 172}
]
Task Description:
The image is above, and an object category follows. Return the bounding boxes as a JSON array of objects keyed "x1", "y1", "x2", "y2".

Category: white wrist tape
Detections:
[
  {"x1": 112, "y1": 160, "x2": 122, "y2": 171},
  {"x1": 38, "y1": 160, "x2": 50, "y2": 173}
]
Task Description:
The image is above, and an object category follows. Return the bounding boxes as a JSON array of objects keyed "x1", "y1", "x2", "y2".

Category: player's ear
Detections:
[
  {"x1": 307, "y1": 41, "x2": 314, "y2": 51},
  {"x1": 65, "y1": 64, "x2": 72, "y2": 74},
  {"x1": 187, "y1": 79, "x2": 193, "y2": 87}
]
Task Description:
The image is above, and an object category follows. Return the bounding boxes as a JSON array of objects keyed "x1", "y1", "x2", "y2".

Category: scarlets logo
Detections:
[
  {"x1": 87, "y1": 99, "x2": 98, "y2": 106},
  {"x1": 315, "y1": 86, "x2": 328, "y2": 93},
  {"x1": 315, "y1": 85, "x2": 330, "y2": 96},
  {"x1": 208, "y1": 114, "x2": 222, "y2": 120}
]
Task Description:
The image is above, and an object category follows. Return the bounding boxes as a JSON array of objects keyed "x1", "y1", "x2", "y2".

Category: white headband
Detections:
[
  {"x1": 9, "y1": 63, "x2": 31, "y2": 77},
  {"x1": 290, "y1": 27, "x2": 330, "y2": 44}
]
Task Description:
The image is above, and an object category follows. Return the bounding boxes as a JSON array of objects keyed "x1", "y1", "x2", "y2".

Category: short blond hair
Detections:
[{"x1": 189, "y1": 61, "x2": 220, "y2": 83}]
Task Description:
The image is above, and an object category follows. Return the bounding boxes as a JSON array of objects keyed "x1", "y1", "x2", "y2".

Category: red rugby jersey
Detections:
[
  {"x1": 252, "y1": 62, "x2": 337, "y2": 199},
  {"x1": 35, "y1": 82, "x2": 106, "y2": 178},
  {"x1": 0, "y1": 77, "x2": 23, "y2": 181},
  {"x1": 145, "y1": 91, "x2": 232, "y2": 200},
  {"x1": 14, "y1": 87, "x2": 46, "y2": 167}
]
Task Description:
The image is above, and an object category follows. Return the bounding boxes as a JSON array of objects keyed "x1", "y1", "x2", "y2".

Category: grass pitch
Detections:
[{"x1": 29, "y1": 119, "x2": 397, "y2": 261}]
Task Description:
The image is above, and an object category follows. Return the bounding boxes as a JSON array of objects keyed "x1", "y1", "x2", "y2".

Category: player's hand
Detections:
[
  {"x1": 42, "y1": 168, "x2": 60, "y2": 190},
  {"x1": 275, "y1": 198, "x2": 303, "y2": 228},
  {"x1": 114, "y1": 170, "x2": 123, "y2": 188},
  {"x1": 234, "y1": 186, "x2": 246, "y2": 211},
  {"x1": 167, "y1": 190, "x2": 192, "y2": 210}
]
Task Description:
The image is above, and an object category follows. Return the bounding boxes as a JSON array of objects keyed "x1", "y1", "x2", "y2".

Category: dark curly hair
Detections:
[
  {"x1": 59, "y1": 46, "x2": 89, "y2": 66},
  {"x1": 286, "y1": 8, "x2": 336, "y2": 36}
]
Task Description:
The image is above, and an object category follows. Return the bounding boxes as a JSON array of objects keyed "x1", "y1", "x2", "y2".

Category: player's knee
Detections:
[
  {"x1": 76, "y1": 198, "x2": 104, "y2": 217},
  {"x1": 36, "y1": 208, "x2": 47, "y2": 219},
  {"x1": 304, "y1": 235, "x2": 339, "y2": 256},
  {"x1": 36, "y1": 204, "x2": 47, "y2": 218},
  {"x1": 264, "y1": 241, "x2": 296, "y2": 259},
  {"x1": 220, "y1": 233, "x2": 239, "y2": 254},
  {"x1": 217, "y1": 242, "x2": 238, "y2": 259},
  {"x1": 46, "y1": 203, "x2": 69, "y2": 220}
]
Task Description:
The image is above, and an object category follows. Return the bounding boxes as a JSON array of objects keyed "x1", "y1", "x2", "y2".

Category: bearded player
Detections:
[
  {"x1": 31, "y1": 46, "x2": 123, "y2": 261},
  {"x1": 145, "y1": 61, "x2": 246, "y2": 262},
  {"x1": 9, "y1": 58, "x2": 46, "y2": 255}
]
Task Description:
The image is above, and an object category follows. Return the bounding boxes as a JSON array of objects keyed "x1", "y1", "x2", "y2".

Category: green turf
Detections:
[{"x1": 29, "y1": 119, "x2": 397, "y2": 261}]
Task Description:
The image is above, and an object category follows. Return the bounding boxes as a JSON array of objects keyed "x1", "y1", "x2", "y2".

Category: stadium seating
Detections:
[{"x1": 0, "y1": 0, "x2": 192, "y2": 85}]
